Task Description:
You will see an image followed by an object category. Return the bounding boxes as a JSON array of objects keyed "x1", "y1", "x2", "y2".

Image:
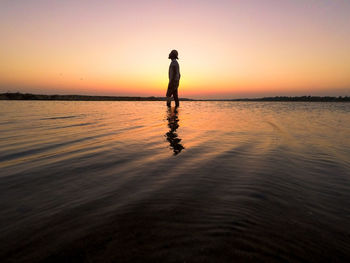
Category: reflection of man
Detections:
[
  {"x1": 166, "y1": 50, "x2": 181, "y2": 108},
  {"x1": 166, "y1": 107, "x2": 184, "y2": 155}
]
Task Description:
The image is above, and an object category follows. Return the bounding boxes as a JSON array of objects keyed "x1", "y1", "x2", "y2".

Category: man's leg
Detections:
[
  {"x1": 173, "y1": 89, "x2": 179, "y2": 107},
  {"x1": 166, "y1": 96, "x2": 171, "y2": 107},
  {"x1": 166, "y1": 81, "x2": 173, "y2": 107}
]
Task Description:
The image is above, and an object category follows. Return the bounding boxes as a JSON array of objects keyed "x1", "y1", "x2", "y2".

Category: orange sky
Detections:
[{"x1": 1, "y1": 0, "x2": 349, "y2": 98}]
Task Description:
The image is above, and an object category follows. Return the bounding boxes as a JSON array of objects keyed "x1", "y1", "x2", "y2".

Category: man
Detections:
[{"x1": 166, "y1": 49, "x2": 181, "y2": 107}]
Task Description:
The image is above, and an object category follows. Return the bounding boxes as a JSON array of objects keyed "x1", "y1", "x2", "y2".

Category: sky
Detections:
[{"x1": 1, "y1": 0, "x2": 349, "y2": 99}]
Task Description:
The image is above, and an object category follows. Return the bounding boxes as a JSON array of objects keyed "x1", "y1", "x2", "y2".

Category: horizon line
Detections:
[{"x1": 1, "y1": 92, "x2": 349, "y2": 102}]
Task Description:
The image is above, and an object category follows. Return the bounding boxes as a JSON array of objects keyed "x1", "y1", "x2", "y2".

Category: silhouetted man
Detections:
[{"x1": 166, "y1": 50, "x2": 181, "y2": 107}]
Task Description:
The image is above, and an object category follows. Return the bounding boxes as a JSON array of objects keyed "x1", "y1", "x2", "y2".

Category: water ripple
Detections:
[{"x1": 0, "y1": 101, "x2": 349, "y2": 262}]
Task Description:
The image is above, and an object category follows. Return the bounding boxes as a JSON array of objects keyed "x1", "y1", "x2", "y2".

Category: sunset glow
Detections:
[{"x1": 1, "y1": 0, "x2": 349, "y2": 98}]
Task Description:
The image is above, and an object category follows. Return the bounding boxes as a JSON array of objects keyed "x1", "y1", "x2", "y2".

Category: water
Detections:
[{"x1": 0, "y1": 101, "x2": 349, "y2": 262}]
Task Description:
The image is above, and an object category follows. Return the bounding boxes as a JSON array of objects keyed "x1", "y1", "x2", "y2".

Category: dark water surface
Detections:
[{"x1": 0, "y1": 101, "x2": 350, "y2": 262}]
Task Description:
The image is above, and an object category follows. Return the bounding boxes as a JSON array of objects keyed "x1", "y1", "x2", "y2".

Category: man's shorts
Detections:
[{"x1": 166, "y1": 80, "x2": 179, "y2": 97}]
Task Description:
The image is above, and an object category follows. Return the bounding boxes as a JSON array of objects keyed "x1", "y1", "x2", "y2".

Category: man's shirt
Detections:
[{"x1": 169, "y1": 59, "x2": 181, "y2": 81}]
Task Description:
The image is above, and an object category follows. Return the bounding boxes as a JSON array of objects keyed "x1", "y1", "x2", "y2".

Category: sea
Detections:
[{"x1": 0, "y1": 101, "x2": 349, "y2": 262}]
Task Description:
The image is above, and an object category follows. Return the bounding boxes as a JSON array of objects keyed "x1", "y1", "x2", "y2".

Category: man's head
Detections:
[{"x1": 168, "y1": 50, "x2": 178, "y2": 60}]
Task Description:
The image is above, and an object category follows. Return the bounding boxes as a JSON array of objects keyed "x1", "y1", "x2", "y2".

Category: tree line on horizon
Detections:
[
  {"x1": 217, "y1": 95, "x2": 350, "y2": 102},
  {"x1": 0, "y1": 92, "x2": 191, "y2": 101},
  {"x1": 0, "y1": 92, "x2": 349, "y2": 102}
]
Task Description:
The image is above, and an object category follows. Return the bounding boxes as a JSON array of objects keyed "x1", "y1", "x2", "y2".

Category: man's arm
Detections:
[{"x1": 169, "y1": 64, "x2": 177, "y2": 82}]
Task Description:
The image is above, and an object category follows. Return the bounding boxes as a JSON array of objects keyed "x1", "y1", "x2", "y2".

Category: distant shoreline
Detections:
[{"x1": 0, "y1": 92, "x2": 349, "y2": 102}]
